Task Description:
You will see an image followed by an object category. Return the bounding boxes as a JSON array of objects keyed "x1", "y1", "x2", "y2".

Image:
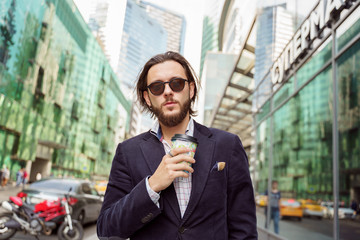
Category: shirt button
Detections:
[{"x1": 179, "y1": 227, "x2": 186, "y2": 234}]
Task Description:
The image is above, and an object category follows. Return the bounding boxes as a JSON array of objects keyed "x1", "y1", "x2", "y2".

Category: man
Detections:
[
  {"x1": 22, "y1": 168, "x2": 28, "y2": 187},
  {"x1": 16, "y1": 168, "x2": 23, "y2": 187},
  {"x1": 97, "y1": 51, "x2": 257, "y2": 239},
  {"x1": 265, "y1": 180, "x2": 281, "y2": 234}
]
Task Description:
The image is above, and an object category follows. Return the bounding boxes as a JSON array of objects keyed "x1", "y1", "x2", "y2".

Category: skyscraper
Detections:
[
  {"x1": 253, "y1": 3, "x2": 294, "y2": 108},
  {"x1": 140, "y1": 1, "x2": 186, "y2": 54},
  {"x1": 199, "y1": 0, "x2": 225, "y2": 78},
  {"x1": 117, "y1": 1, "x2": 168, "y2": 137},
  {"x1": 75, "y1": 0, "x2": 168, "y2": 137},
  {"x1": 75, "y1": 0, "x2": 127, "y2": 72},
  {"x1": 117, "y1": 0, "x2": 167, "y2": 90}
]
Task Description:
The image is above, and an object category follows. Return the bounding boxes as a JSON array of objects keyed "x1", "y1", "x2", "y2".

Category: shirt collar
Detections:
[{"x1": 150, "y1": 118, "x2": 194, "y2": 141}]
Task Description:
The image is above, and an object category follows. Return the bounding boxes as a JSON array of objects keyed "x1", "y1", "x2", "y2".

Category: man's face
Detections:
[{"x1": 143, "y1": 60, "x2": 195, "y2": 127}]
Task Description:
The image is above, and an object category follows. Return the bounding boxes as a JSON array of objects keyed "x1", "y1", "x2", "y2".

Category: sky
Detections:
[{"x1": 74, "y1": 0, "x2": 205, "y2": 75}]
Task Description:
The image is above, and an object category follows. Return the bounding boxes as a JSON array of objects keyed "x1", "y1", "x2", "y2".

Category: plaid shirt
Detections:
[{"x1": 146, "y1": 118, "x2": 194, "y2": 218}]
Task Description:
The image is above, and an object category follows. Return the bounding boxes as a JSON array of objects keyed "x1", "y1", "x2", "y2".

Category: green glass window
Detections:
[
  {"x1": 266, "y1": 66, "x2": 333, "y2": 200},
  {"x1": 296, "y1": 39, "x2": 332, "y2": 89},
  {"x1": 337, "y1": 37, "x2": 360, "y2": 205},
  {"x1": 256, "y1": 118, "x2": 271, "y2": 194}
]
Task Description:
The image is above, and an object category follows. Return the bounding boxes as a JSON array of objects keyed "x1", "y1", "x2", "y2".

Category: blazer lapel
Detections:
[
  {"x1": 139, "y1": 132, "x2": 182, "y2": 221},
  {"x1": 139, "y1": 134, "x2": 164, "y2": 173},
  {"x1": 181, "y1": 123, "x2": 215, "y2": 224}
]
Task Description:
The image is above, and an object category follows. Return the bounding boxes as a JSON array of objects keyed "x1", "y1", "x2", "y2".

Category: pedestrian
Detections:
[
  {"x1": 16, "y1": 168, "x2": 23, "y2": 187},
  {"x1": 1, "y1": 165, "x2": 10, "y2": 187},
  {"x1": 265, "y1": 180, "x2": 281, "y2": 234},
  {"x1": 97, "y1": 51, "x2": 257, "y2": 239},
  {"x1": 22, "y1": 168, "x2": 28, "y2": 186},
  {"x1": 350, "y1": 199, "x2": 357, "y2": 212}
]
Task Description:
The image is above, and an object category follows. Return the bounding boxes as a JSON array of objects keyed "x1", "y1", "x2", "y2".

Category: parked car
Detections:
[
  {"x1": 17, "y1": 178, "x2": 103, "y2": 225},
  {"x1": 280, "y1": 198, "x2": 303, "y2": 221},
  {"x1": 321, "y1": 202, "x2": 356, "y2": 220},
  {"x1": 299, "y1": 199, "x2": 323, "y2": 219},
  {"x1": 320, "y1": 201, "x2": 332, "y2": 218}
]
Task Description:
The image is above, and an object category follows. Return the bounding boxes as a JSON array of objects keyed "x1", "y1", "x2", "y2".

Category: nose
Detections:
[{"x1": 163, "y1": 82, "x2": 173, "y2": 96}]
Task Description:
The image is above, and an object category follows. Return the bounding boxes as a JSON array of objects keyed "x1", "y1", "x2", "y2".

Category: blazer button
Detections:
[
  {"x1": 141, "y1": 213, "x2": 154, "y2": 223},
  {"x1": 178, "y1": 227, "x2": 186, "y2": 234}
]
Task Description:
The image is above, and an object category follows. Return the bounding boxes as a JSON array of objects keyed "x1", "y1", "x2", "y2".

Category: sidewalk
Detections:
[
  {"x1": 256, "y1": 208, "x2": 332, "y2": 240},
  {"x1": 0, "y1": 183, "x2": 25, "y2": 202}
]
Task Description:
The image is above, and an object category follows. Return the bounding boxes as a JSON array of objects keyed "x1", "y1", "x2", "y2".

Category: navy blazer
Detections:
[{"x1": 97, "y1": 122, "x2": 257, "y2": 240}]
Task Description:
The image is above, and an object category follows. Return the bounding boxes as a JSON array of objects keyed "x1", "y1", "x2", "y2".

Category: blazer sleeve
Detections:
[
  {"x1": 227, "y1": 135, "x2": 258, "y2": 239},
  {"x1": 97, "y1": 143, "x2": 162, "y2": 238}
]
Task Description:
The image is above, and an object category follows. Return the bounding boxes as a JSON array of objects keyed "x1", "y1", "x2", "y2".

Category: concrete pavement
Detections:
[
  {"x1": 0, "y1": 183, "x2": 24, "y2": 202},
  {"x1": 256, "y1": 207, "x2": 332, "y2": 240}
]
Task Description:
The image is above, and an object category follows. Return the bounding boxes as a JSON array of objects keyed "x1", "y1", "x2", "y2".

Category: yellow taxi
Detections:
[
  {"x1": 94, "y1": 180, "x2": 108, "y2": 195},
  {"x1": 299, "y1": 199, "x2": 323, "y2": 219},
  {"x1": 280, "y1": 198, "x2": 303, "y2": 221}
]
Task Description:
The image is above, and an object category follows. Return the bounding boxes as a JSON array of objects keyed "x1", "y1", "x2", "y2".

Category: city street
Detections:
[
  {"x1": 2, "y1": 185, "x2": 360, "y2": 240},
  {"x1": 256, "y1": 207, "x2": 360, "y2": 240},
  {"x1": 7, "y1": 208, "x2": 360, "y2": 240},
  {"x1": 8, "y1": 224, "x2": 97, "y2": 240},
  {"x1": 0, "y1": 185, "x2": 98, "y2": 240}
]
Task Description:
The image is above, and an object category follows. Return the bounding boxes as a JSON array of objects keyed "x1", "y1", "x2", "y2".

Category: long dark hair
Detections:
[{"x1": 136, "y1": 51, "x2": 199, "y2": 116}]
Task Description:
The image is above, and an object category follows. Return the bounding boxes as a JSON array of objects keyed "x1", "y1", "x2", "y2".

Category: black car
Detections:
[{"x1": 17, "y1": 178, "x2": 103, "y2": 225}]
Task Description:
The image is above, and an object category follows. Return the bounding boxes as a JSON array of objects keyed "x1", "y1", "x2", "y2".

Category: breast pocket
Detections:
[{"x1": 203, "y1": 170, "x2": 227, "y2": 207}]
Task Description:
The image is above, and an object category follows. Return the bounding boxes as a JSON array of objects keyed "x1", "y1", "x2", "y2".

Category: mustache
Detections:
[{"x1": 162, "y1": 98, "x2": 179, "y2": 106}]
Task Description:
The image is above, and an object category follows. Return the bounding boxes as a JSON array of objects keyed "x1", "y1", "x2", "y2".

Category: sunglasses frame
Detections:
[{"x1": 146, "y1": 78, "x2": 189, "y2": 96}]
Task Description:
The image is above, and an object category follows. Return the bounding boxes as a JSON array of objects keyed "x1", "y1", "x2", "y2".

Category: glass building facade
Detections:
[
  {"x1": 116, "y1": 0, "x2": 167, "y2": 137},
  {"x1": 0, "y1": 0, "x2": 130, "y2": 182},
  {"x1": 140, "y1": 1, "x2": 186, "y2": 54},
  {"x1": 117, "y1": 0, "x2": 167, "y2": 90},
  {"x1": 253, "y1": 1, "x2": 360, "y2": 238},
  {"x1": 199, "y1": 0, "x2": 225, "y2": 78}
]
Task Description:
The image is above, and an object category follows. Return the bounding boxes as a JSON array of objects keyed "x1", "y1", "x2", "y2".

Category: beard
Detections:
[{"x1": 151, "y1": 97, "x2": 191, "y2": 127}]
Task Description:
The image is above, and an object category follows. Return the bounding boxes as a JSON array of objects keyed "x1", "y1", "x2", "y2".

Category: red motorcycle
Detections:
[{"x1": 0, "y1": 188, "x2": 84, "y2": 240}]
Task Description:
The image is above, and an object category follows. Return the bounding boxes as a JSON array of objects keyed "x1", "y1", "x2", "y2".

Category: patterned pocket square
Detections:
[{"x1": 211, "y1": 161, "x2": 226, "y2": 172}]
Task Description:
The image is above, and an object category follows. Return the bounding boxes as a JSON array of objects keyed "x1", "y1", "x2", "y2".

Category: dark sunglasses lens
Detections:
[
  {"x1": 170, "y1": 79, "x2": 185, "y2": 92},
  {"x1": 149, "y1": 82, "x2": 165, "y2": 95}
]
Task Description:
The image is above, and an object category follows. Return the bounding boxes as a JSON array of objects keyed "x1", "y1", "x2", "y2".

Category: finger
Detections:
[
  {"x1": 170, "y1": 162, "x2": 194, "y2": 173},
  {"x1": 170, "y1": 168, "x2": 192, "y2": 178},
  {"x1": 171, "y1": 147, "x2": 192, "y2": 156},
  {"x1": 170, "y1": 155, "x2": 195, "y2": 165}
]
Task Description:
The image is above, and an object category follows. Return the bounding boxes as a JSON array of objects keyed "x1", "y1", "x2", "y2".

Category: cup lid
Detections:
[{"x1": 171, "y1": 134, "x2": 198, "y2": 144}]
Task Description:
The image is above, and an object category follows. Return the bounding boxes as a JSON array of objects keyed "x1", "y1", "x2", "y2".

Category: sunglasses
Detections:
[{"x1": 146, "y1": 78, "x2": 189, "y2": 96}]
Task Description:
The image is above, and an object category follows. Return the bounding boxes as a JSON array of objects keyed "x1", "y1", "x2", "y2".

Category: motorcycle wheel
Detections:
[
  {"x1": 0, "y1": 213, "x2": 17, "y2": 240},
  {"x1": 57, "y1": 219, "x2": 84, "y2": 240}
]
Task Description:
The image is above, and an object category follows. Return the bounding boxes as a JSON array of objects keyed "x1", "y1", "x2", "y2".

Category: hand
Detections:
[{"x1": 148, "y1": 147, "x2": 195, "y2": 192}]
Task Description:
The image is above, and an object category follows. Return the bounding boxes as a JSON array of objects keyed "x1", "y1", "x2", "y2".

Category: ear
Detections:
[
  {"x1": 189, "y1": 81, "x2": 195, "y2": 99},
  {"x1": 143, "y1": 90, "x2": 152, "y2": 107}
]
